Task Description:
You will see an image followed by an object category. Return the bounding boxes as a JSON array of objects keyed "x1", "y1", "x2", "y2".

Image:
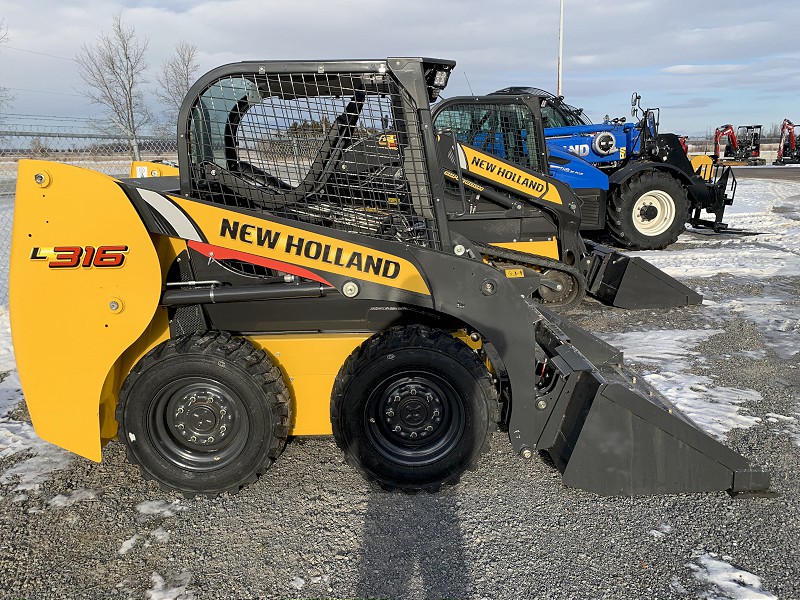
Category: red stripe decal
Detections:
[{"x1": 187, "y1": 241, "x2": 333, "y2": 286}]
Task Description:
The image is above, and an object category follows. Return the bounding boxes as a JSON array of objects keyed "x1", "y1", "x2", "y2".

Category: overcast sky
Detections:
[{"x1": 1, "y1": 0, "x2": 798, "y2": 136}]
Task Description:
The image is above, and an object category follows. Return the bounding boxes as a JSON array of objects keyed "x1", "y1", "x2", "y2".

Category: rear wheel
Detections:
[
  {"x1": 116, "y1": 331, "x2": 290, "y2": 496},
  {"x1": 331, "y1": 325, "x2": 497, "y2": 492},
  {"x1": 608, "y1": 170, "x2": 689, "y2": 250}
]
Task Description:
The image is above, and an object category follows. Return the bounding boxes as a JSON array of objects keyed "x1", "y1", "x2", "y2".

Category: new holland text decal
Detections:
[
  {"x1": 170, "y1": 198, "x2": 431, "y2": 296},
  {"x1": 219, "y1": 219, "x2": 401, "y2": 279},
  {"x1": 30, "y1": 245, "x2": 128, "y2": 268},
  {"x1": 458, "y1": 145, "x2": 562, "y2": 205}
]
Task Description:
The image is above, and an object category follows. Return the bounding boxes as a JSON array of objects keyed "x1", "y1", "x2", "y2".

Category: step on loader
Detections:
[{"x1": 10, "y1": 58, "x2": 769, "y2": 497}]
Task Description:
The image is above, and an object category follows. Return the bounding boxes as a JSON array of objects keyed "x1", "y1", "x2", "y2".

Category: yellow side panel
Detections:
[
  {"x1": 490, "y1": 239, "x2": 560, "y2": 261},
  {"x1": 130, "y1": 161, "x2": 180, "y2": 178},
  {"x1": 98, "y1": 236, "x2": 186, "y2": 443},
  {"x1": 9, "y1": 160, "x2": 163, "y2": 461},
  {"x1": 249, "y1": 333, "x2": 371, "y2": 435}
]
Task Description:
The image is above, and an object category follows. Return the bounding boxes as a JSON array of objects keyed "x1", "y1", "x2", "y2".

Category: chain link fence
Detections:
[
  {"x1": 0, "y1": 115, "x2": 177, "y2": 304},
  {"x1": 0, "y1": 117, "x2": 787, "y2": 306}
]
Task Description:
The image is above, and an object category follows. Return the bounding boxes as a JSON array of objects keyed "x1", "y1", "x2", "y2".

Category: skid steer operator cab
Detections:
[{"x1": 177, "y1": 59, "x2": 454, "y2": 248}]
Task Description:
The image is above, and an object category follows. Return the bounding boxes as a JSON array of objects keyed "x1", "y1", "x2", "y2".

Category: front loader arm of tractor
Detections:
[{"x1": 10, "y1": 160, "x2": 167, "y2": 461}]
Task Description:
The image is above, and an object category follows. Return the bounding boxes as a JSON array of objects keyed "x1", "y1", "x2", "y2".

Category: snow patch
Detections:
[
  {"x1": 0, "y1": 308, "x2": 73, "y2": 491},
  {"x1": 719, "y1": 294, "x2": 800, "y2": 359},
  {"x1": 643, "y1": 372, "x2": 762, "y2": 440},
  {"x1": 605, "y1": 330, "x2": 762, "y2": 438},
  {"x1": 48, "y1": 488, "x2": 102, "y2": 508},
  {"x1": 118, "y1": 528, "x2": 170, "y2": 555},
  {"x1": 649, "y1": 523, "x2": 674, "y2": 538},
  {"x1": 146, "y1": 571, "x2": 195, "y2": 600},
  {"x1": 764, "y1": 412, "x2": 800, "y2": 446},
  {"x1": 689, "y1": 552, "x2": 776, "y2": 599},
  {"x1": 289, "y1": 576, "x2": 306, "y2": 591},
  {"x1": 631, "y1": 179, "x2": 800, "y2": 280},
  {"x1": 136, "y1": 499, "x2": 187, "y2": 518},
  {"x1": 119, "y1": 534, "x2": 141, "y2": 555},
  {"x1": 149, "y1": 527, "x2": 170, "y2": 544}
]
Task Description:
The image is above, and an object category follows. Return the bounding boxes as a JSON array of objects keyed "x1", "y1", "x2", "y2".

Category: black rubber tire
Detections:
[
  {"x1": 607, "y1": 170, "x2": 690, "y2": 250},
  {"x1": 116, "y1": 331, "x2": 290, "y2": 496},
  {"x1": 331, "y1": 325, "x2": 498, "y2": 492}
]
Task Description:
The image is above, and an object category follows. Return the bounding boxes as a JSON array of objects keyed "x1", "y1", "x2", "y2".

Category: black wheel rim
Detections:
[
  {"x1": 148, "y1": 377, "x2": 249, "y2": 472},
  {"x1": 365, "y1": 370, "x2": 465, "y2": 467}
]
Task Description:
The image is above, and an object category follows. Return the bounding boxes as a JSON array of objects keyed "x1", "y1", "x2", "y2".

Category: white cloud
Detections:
[
  {"x1": 662, "y1": 64, "x2": 747, "y2": 75},
  {"x1": 0, "y1": 0, "x2": 798, "y2": 132}
]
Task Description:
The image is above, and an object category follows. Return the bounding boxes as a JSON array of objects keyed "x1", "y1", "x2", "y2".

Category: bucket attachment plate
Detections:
[
  {"x1": 544, "y1": 383, "x2": 769, "y2": 495},
  {"x1": 585, "y1": 242, "x2": 702, "y2": 309},
  {"x1": 529, "y1": 308, "x2": 769, "y2": 496}
]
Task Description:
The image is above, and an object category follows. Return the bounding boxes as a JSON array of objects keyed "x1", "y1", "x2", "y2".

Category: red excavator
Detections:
[
  {"x1": 711, "y1": 124, "x2": 766, "y2": 166},
  {"x1": 774, "y1": 119, "x2": 800, "y2": 165}
]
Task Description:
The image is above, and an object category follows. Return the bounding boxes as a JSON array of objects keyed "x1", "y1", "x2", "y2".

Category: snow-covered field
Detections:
[{"x1": 0, "y1": 177, "x2": 798, "y2": 599}]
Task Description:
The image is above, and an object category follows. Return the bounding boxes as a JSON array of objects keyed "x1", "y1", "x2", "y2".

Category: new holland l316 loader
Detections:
[{"x1": 10, "y1": 58, "x2": 768, "y2": 497}]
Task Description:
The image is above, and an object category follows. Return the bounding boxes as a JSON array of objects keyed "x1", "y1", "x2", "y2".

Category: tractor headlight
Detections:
[{"x1": 592, "y1": 131, "x2": 618, "y2": 156}]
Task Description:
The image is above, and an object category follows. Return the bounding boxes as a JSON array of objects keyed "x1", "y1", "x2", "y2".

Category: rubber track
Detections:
[
  {"x1": 116, "y1": 330, "x2": 291, "y2": 497},
  {"x1": 330, "y1": 324, "x2": 499, "y2": 493},
  {"x1": 470, "y1": 241, "x2": 587, "y2": 311}
]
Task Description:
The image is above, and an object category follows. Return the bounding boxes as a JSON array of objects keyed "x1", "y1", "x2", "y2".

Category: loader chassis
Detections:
[{"x1": 10, "y1": 58, "x2": 768, "y2": 497}]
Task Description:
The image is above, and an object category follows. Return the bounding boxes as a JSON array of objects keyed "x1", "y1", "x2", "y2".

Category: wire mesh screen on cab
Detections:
[{"x1": 187, "y1": 71, "x2": 440, "y2": 249}]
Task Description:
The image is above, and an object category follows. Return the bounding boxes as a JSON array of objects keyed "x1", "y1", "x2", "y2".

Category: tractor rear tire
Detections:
[
  {"x1": 331, "y1": 325, "x2": 498, "y2": 492},
  {"x1": 608, "y1": 170, "x2": 689, "y2": 250},
  {"x1": 116, "y1": 331, "x2": 290, "y2": 496}
]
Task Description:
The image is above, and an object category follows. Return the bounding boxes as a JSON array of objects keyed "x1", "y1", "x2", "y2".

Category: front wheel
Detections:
[
  {"x1": 116, "y1": 331, "x2": 290, "y2": 496},
  {"x1": 608, "y1": 171, "x2": 690, "y2": 250},
  {"x1": 331, "y1": 325, "x2": 498, "y2": 492}
]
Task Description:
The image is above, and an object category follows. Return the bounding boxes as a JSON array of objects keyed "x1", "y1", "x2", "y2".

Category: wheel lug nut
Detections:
[
  {"x1": 410, "y1": 432, "x2": 417, "y2": 439},
  {"x1": 394, "y1": 395, "x2": 401, "y2": 402},
  {"x1": 426, "y1": 425, "x2": 433, "y2": 432},
  {"x1": 410, "y1": 388, "x2": 417, "y2": 395},
  {"x1": 219, "y1": 425, "x2": 227, "y2": 433},
  {"x1": 386, "y1": 410, "x2": 395, "y2": 417},
  {"x1": 426, "y1": 394, "x2": 432, "y2": 401},
  {"x1": 433, "y1": 410, "x2": 440, "y2": 417},
  {"x1": 176, "y1": 424, "x2": 184, "y2": 430},
  {"x1": 393, "y1": 426, "x2": 401, "y2": 432},
  {"x1": 207, "y1": 436, "x2": 214, "y2": 443}
]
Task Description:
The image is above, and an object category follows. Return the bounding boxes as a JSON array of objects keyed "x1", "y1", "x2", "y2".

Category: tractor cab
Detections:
[{"x1": 492, "y1": 86, "x2": 592, "y2": 129}]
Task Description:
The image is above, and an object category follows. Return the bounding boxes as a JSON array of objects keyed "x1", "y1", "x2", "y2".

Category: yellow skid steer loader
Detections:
[{"x1": 10, "y1": 58, "x2": 768, "y2": 496}]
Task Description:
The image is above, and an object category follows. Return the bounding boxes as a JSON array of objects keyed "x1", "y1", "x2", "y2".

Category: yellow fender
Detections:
[{"x1": 10, "y1": 160, "x2": 165, "y2": 461}]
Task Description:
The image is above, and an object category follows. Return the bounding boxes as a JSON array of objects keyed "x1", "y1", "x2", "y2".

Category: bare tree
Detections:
[
  {"x1": 76, "y1": 14, "x2": 151, "y2": 160},
  {"x1": 0, "y1": 20, "x2": 14, "y2": 111},
  {"x1": 161, "y1": 41, "x2": 199, "y2": 125}
]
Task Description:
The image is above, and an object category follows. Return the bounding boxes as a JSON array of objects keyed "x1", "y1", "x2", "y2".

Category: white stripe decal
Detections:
[
  {"x1": 137, "y1": 188, "x2": 202, "y2": 242},
  {"x1": 456, "y1": 144, "x2": 467, "y2": 169}
]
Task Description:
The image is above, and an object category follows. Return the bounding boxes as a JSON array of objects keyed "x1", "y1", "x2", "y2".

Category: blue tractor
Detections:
[{"x1": 436, "y1": 88, "x2": 736, "y2": 250}]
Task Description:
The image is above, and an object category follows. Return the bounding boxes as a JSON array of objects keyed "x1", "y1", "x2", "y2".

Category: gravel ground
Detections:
[{"x1": 1, "y1": 217, "x2": 798, "y2": 599}]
